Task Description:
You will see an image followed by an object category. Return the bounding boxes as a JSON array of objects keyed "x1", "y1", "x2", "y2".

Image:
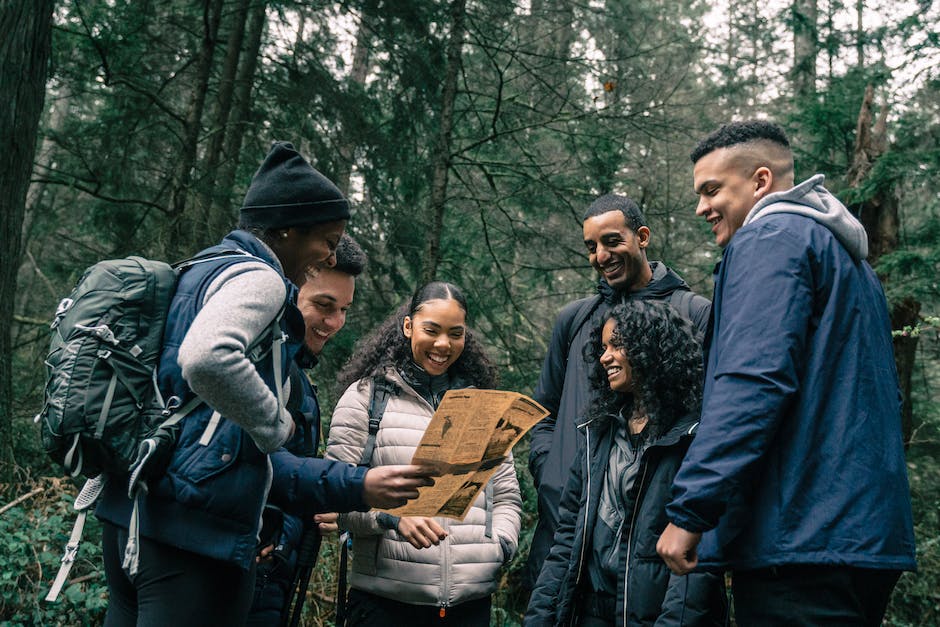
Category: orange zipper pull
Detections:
[{"x1": 439, "y1": 606, "x2": 446, "y2": 618}]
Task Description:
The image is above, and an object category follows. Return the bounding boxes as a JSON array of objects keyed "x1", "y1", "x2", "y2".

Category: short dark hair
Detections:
[
  {"x1": 582, "y1": 194, "x2": 646, "y2": 232},
  {"x1": 690, "y1": 120, "x2": 790, "y2": 164},
  {"x1": 333, "y1": 234, "x2": 367, "y2": 277}
]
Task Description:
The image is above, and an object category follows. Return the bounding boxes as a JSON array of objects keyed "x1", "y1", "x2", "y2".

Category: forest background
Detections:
[{"x1": 2, "y1": 0, "x2": 939, "y2": 624}]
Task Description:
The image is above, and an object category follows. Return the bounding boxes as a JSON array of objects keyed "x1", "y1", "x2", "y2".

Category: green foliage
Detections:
[
  {"x1": 886, "y1": 443, "x2": 940, "y2": 625},
  {"x1": 5, "y1": 0, "x2": 940, "y2": 623},
  {"x1": 0, "y1": 480, "x2": 107, "y2": 626},
  {"x1": 877, "y1": 214, "x2": 940, "y2": 307}
]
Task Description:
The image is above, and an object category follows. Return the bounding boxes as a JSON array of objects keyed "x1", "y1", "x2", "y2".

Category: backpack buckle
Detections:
[
  {"x1": 75, "y1": 324, "x2": 119, "y2": 346},
  {"x1": 51, "y1": 299, "x2": 74, "y2": 329},
  {"x1": 61, "y1": 541, "x2": 80, "y2": 565},
  {"x1": 162, "y1": 396, "x2": 181, "y2": 417}
]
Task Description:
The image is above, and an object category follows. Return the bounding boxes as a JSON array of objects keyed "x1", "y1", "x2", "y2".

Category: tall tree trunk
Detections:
[
  {"x1": 213, "y1": 0, "x2": 267, "y2": 222},
  {"x1": 0, "y1": 0, "x2": 54, "y2": 485},
  {"x1": 292, "y1": 3, "x2": 305, "y2": 70},
  {"x1": 167, "y1": 0, "x2": 224, "y2": 255},
  {"x1": 197, "y1": 0, "x2": 250, "y2": 240},
  {"x1": 791, "y1": 0, "x2": 817, "y2": 99},
  {"x1": 856, "y1": 0, "x2": 865, "y2": 68},
  {"x1": 825, "y1": 0, "x2": 835, "y2": 81},
  {"x1": 527, "y1": 0, "x2": 574, "y2": 115},
  {"x1": 334, "y1": 2, "x2": 376, "y2": 194},
  {"x1": 422, "y1": 0, "x2": 467, "y2": 283},
  {"x1": 847, "y1": 85, "x2": 917, "y2": 443}
]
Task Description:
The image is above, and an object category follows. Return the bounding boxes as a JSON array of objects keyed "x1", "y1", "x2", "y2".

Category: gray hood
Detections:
[{"x1": 743, "y1": 174, "x2": 869, "y2": 261}]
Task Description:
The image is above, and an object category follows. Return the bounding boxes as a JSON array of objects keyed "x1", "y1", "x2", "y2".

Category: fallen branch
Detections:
[
  {"x1": 0, "y1": 487, "x2": 45, "y2": 516},
  {"x1": 66, "y1": 573, "x2": 98, "y2": 586},
  {"x1": 311, "y1": 590, "x2": 335, "y2": 605},
  {"x1": 13, "y1": 314, "x2": 50, "y2": 327}
]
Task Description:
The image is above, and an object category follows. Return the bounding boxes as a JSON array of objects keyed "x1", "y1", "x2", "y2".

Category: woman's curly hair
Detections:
[
  {"x1": 336, "y1": 281, "x2": 498, "y2": 392},
  {"x1": 584, "y1": 300, "x2": 703, "y2": 437}
]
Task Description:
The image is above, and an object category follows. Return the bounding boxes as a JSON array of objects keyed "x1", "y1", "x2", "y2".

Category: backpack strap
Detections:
[
  {"x1": 285, "y1": 363, "x2": 315, "y2": 456},
  {"x1": 359, "y1": 374, "x2": 401, "y2": 467},
  {"x1": 45, "y1": 476, "x2": 105, "y2": 602},
  {"x1": 195, "y1": 297, "x2": 289, "y2": 448},
  {"x1": 667, "y1": 289, "x2": 696, "y2": 322},
  {"x1": 566, "y1": 294, "x2": 604, "y2": 352},
  {"x1": 170, "y1": 248, "x2": 255, "y2": 271},
  {"x1": 121, "y1": 395, "x2": 204, "y2": 576},
  {"x1": 333, "y1": 375, "x2": 399, "y2": 625}
]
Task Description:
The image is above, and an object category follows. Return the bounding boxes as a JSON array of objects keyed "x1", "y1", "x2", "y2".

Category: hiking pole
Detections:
[{"x1": 283, "y1": 522, "x2": 322, "y2": 627}]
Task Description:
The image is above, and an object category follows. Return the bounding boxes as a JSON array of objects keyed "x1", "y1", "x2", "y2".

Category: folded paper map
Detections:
[{"x1": 383, "y1": 389, "x2": 549, "y2": 520}]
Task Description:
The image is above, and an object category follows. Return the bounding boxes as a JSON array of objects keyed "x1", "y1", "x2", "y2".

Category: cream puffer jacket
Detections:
[{"x1": 326, "y1": 368, "x2": 522, "y2": 608}]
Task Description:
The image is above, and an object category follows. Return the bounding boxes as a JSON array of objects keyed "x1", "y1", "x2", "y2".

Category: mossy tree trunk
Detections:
[{"x1": 0, "y1": 0, "x2": 55, "y2": 486}]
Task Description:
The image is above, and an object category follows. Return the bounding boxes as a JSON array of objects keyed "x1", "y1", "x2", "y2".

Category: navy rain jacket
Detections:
[
  {"x1": 667, "y1": 176, "x2": 917, "y2": 572},
  {"x1": 249, "y1": 363, "x2": 369, "y2": 624}
]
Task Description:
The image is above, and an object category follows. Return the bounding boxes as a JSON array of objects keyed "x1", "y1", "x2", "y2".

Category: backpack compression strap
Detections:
[{"x1": 45, "y1": 476, "x2": 105, "y2": 602}]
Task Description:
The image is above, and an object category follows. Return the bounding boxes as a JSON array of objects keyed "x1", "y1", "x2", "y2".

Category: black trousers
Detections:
[
  {"x1": 346, "y1": 588, "x2": 491, "y2": 627},
  {"x1": 733, "y1": 564, "x2": 901, "y2": 627},
  {"x1": 101, "y1": 521, "x2": 257, "y2": 627}
]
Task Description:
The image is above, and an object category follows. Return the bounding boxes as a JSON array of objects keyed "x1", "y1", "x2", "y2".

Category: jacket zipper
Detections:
[
  {"x1": 396, "y1": 369, "x2": 469, "y2": 619},
  {"x1": 623, "y1": 460, "x2": 650, "y2": 627},
  {"x1": 568, "y1": 424, "x2": 593, "y2": 627},
  {"x1": 439, "y1": 517, "x2": 450, "y2": 617}
]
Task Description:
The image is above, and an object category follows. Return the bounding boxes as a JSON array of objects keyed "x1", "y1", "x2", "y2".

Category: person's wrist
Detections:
[{"x1": 376, "y1": 512, "x2": 400, "y2": 531}]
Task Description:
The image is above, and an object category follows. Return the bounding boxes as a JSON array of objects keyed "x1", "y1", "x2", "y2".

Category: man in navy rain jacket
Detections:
[{"x1": 657, "y1": 120, "x2": 916, "y2": 625}]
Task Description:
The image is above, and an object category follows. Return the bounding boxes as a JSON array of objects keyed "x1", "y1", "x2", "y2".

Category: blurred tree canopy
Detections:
[{"x1": 2, "y1": 0, "x2": 939, "y2": 624}]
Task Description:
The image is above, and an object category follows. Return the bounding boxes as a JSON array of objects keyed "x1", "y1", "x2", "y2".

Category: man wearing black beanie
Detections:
[{"x1": 97, "y1": 142, "x2": 434, "y2": 627}]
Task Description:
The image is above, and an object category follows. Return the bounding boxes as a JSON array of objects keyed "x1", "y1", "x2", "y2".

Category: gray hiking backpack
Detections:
[
  {"x1": 37, "y1": 257, "x2": 179, "y2": 479},
  {"x1": 36, "y1": 252, "x2": 252, "y2": 479},
  {"x1": 38, "y1": 249, "x2": 288, "y2": 600}
]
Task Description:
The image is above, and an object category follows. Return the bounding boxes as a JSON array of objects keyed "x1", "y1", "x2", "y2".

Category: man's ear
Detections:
[
  {"x1": 753, "y1": 166, "x2": 774, "y2": 199},
  {"x1": 635, "y1": 225, "x2": 651, "y2": 249},
  {"x1": 402, "y1": 316, "x2": 413, "y2": 339}
]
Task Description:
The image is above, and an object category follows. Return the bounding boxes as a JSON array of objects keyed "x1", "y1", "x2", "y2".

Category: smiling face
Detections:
[
  {"x1": 403, "y1": 298, "x2": 467, "y2": 376},
  {"x1": 275, "y1": 220, "x2": 347, "y2": 286},
  {"x1": 600, "y1": 318, "x2": 633, "y2": 393},
  {"x1": 692, "y1": 148, "x2": 764, "y2": 248},
  {"x1": 582, "y1": 211, "x2": 651, "y2": 292},
  {"x1": 296, "y1": 267, "x2": 355, "y2": 355}
]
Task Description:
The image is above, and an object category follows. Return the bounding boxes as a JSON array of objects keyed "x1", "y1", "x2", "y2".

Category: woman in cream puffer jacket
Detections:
[{"x1": 326, "y1": 281, "x2": 521, "y2": 625}]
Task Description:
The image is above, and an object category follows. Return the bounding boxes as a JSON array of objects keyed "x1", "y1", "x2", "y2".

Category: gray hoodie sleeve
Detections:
[{"x1": 177, "y1": 262, "x2": 292, "y2": 453}]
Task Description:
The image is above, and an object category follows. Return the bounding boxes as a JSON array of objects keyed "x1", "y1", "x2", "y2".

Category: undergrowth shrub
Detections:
[
  {"x1": 886, "y1": 441, "x2": 940, "y2": 626},
  {"x1": 0, "y1": 478, "x2": 106, "y2": 626}
]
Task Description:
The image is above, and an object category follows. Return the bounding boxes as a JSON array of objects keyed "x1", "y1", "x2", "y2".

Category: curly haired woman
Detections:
[
  {"x1": 326, "y1": 281, "x2": 521, "y2": 626},
  {"x1": 525, "y1": 300, "x2": 726, "y2": 626}
]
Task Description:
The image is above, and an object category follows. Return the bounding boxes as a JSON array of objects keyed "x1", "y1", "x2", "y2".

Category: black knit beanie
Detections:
[{"x1": 240, "y1": 141, "x2": 350, "y2": 229}]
